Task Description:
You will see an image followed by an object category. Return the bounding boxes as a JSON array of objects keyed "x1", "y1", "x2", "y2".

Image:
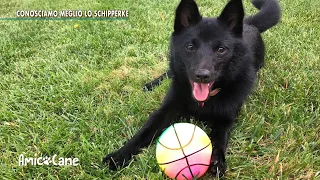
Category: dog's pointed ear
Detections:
[
  {"x1": 174, "y1": 0, "x2": 202, "y2": 33},
  {"x1": 218, "y1": 0, "x2": 244, "y2": 36}
]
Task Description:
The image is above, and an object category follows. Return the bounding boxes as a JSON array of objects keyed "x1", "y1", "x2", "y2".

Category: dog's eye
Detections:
[
  {"x1": 217, "y1": 47, "x2": 227, "y2": 54},
  {"x1": 186, "y1": 44, "x2": 196, "y2": 51}
]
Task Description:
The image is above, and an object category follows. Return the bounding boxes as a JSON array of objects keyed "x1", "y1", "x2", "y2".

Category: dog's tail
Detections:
[
  {"x1": 245, "y1": 0, "x2": 281, "y2": 33},
  {"x1": 142, "y1": 70, "x2": 172, "y2": 91}
]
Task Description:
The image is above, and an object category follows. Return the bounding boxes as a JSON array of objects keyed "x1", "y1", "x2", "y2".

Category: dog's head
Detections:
[{"x1": 171, "y1": 0, "x2": 245, "y2": 102}]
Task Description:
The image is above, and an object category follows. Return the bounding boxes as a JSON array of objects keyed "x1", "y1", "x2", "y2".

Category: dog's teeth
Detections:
[{"x1": 207, "y1": 83, "x2": 210, "y2": 87}]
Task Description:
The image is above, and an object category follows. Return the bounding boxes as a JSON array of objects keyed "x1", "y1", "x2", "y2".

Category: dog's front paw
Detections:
[
  {"x1": 209, "y1": 149, "x2": 227, "y2": 177},
  {"x1": 102, "y1": 150, "x2": 132, "y2": 170}
]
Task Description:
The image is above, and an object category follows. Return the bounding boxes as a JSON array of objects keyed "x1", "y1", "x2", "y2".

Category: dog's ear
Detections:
[
  {"x1": 174, "y1": 0, "x2": 202, "y2": 33},
  {"x1": 218, "y1": 0, "x2": 244, "y2": 36}
]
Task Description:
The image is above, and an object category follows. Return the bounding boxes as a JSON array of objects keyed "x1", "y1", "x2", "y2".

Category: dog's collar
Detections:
[
  {"x1": 209, "y1": 88, "x2": 221, "y2": 97},
  {"x1": 198, "y1": 88, "x2": 221, "y2": 107}
]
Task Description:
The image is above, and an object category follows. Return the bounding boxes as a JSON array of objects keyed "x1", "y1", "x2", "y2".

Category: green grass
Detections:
[{"x1": 0, "y1": 0, "x2": 319, "y2": 179}]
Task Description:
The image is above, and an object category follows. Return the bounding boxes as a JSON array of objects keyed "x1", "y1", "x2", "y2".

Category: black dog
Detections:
[{"x1": 103, "y1": 0, "x2": 280, "y2": 177}]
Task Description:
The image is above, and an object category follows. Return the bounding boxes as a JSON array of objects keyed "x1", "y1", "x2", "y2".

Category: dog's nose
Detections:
[{"x1": 195, "y1": 69, "x2": 211, "y2": 82}]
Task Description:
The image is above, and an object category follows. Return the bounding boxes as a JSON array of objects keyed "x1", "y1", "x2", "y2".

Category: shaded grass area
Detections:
[{"x1": 0, "y1": 0, "x2": 319, "y2": 179}]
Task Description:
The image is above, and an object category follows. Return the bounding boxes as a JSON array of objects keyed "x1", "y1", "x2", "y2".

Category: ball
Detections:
[{"x1": 156, "y1": 123, "x2": 212, "y2": 180}]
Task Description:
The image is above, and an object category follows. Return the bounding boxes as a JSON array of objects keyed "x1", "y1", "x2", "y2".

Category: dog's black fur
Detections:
[{"x1": 103, "y1": 0, "x2": 280, "y2": 177}]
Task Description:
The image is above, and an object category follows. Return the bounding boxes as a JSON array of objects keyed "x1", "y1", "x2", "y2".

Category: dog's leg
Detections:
[
  {"x1": 208, "y1": 119, "x2": 233, "y2": 177},
  {"x1": 103, "y1": 88, "x2": 180, "y2": 170}
]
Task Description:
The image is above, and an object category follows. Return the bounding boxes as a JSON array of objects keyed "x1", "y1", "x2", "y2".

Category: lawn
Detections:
[{"x1": 0, "y1": 0, "x2": 319, "y2": 179}]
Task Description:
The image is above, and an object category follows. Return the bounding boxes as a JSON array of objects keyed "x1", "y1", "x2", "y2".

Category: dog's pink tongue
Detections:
[{"x1": 192, "y1": 83, "x2": 209, "y2": 102}]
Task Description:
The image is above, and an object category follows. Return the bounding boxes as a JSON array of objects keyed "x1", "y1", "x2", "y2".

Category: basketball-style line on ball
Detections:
[
  {"x1": 157, "y1": 143, "x2": 211, "y2": 165},
  {"x1": 157, "y1": 125, "x2": 196, "y2": 150},
  {"x1": 171, "y1": 124, "x2": 195, "y2": 178}
]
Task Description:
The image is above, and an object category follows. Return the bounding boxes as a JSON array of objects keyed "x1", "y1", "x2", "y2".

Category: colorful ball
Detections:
[{"x1": 156, "y1": 123, "x2": 212, "y2": 180}]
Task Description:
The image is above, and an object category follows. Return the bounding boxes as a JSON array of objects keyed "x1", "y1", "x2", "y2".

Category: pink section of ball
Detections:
[
  {"x1": 179, "y1": 152, "x2": 211, "y2": 179},
  {"x1": 176, "y1": 164, "x2": 209, "y2": 180},
  {"x1": 163, "y1": 158, "x2": 187, "y2": 178}
]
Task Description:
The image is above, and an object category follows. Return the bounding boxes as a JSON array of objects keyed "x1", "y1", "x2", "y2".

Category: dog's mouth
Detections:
[{"x1": 190, "y1": 81, "x2": 214, "y2": 102}]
